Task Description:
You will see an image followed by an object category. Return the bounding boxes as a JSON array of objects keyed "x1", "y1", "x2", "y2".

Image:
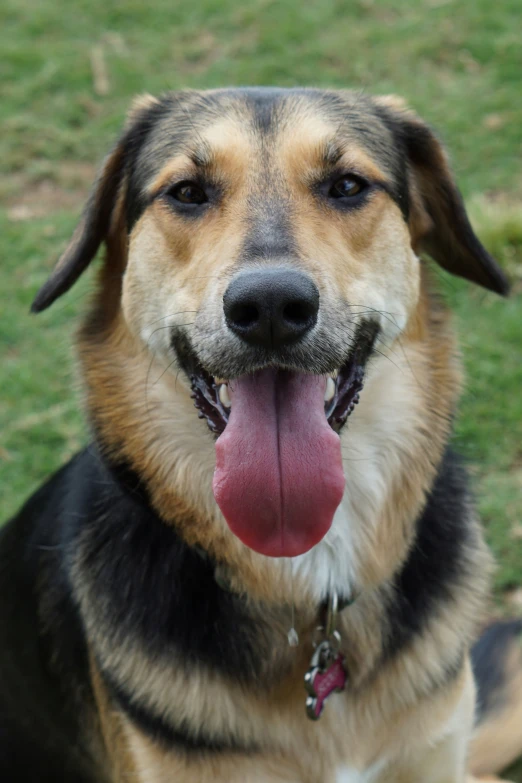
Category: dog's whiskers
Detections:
[{"x1": 145, "y1": 310, "x2": 198, "y2": 327}]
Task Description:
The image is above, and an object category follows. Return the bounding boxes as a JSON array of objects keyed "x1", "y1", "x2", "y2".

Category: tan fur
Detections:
[
  {"x1": 89, "y1": 652, "x2": 138, "y2": 782},
  {"x1": 77, "y1": 97, "x2": 464, "y2": 601},
  {"x1": 124, "y1": 725, "x2": 304, "y2": 783},
  {"x1": 77, "y1": 265, "x2": 471, "y2": 605},
  {"x1": 31, "y1": 90, "x2": 514, "y2": 780},
  {"x1": 74, "y1": 286, "x2": 488, "y2": 781},
  {"x1": 127, "y1": 92, "x2": 161, "y2": 122},
  {"x1": 95, "y1": 657, "x2": 476, "y2": 782}
]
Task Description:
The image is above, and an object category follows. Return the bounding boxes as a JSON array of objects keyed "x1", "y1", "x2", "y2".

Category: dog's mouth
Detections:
[
  {"x1": 186, "y1": 327, "x2": 377, "y2": 559},
  {"x1": 190, "y1": 353, "x2": 365, "y2": 437}
]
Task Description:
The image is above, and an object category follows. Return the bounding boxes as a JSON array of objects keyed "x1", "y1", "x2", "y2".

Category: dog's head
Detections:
[{"x1": 33, "y1": 89, "x2": 507, "y2": 559}]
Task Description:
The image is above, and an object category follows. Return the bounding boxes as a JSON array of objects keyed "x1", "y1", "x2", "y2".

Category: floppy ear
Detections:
[
  {"x1": 31, "y1": 94, "x2": 162, "y2": 313},
  {"x1": 374, "y1": 96, "x2": 509, "y2": 296}
]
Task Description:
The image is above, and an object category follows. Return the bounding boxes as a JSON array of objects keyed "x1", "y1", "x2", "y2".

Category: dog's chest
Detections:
[{"x1": 334, "y1": 762, "x2": 388, "y2": 783}]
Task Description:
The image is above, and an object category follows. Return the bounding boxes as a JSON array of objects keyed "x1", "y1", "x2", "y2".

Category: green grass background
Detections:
[{"x1": 1, "y1": 0, "x2": 521, "y2": 776}]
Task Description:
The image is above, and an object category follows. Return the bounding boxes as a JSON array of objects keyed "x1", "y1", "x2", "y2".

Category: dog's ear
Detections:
[
  {"x1": 31, "y1": 94, "x2": 162, "y2": 313},
  {"x1": 374, "y1": 95, "x2": 509, "y2": 296}
]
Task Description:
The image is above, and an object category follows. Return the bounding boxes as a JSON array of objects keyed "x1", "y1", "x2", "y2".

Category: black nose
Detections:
[{"x1": 223, "y1": 268, "x2": 319, "y2": 349}]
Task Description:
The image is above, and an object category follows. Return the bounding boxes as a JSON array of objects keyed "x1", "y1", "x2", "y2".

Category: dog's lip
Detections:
[
  {"x1": 190, "y1": 357, "x2": 364, "y2": 436},
  {"x1": 187, "y1": 321, "x2": 379, "y2": 435}
]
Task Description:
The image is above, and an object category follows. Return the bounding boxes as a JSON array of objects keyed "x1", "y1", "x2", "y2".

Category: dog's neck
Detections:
[{"x1": 78, "y1": 269, "x2": 460, "y2": 608}]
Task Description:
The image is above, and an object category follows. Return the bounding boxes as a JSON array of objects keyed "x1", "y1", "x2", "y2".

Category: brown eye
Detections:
[
  {"x1": 329, "y1": 177, "x2": 364, "y2": 199},
  {"x1": 169, "y1": 181, "x2": 208, "y2": 205}
]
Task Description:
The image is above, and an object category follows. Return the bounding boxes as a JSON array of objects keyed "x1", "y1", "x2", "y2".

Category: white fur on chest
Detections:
[
  {"x1": 290, "y1": 498, "x2": 357, "y2": 601},
  {"x1": 291, "y1": 351, "x2": 417, "y2": 602},
  {"x1": 336, "y1": 767, "x2": 365, "y2": 783},
  {"x1": 335, "y1": 761, "x2": 386, "y2": 783}
]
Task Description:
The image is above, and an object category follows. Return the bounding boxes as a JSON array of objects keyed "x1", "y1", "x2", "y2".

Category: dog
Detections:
[{"x1": 2, "y1": 88, "x2": 522, "y2": 782}]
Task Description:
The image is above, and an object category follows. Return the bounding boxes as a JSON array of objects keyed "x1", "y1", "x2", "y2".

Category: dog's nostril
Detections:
[
  {"x1": 231, "y1": 303, "x2": 259, "y2": 329},
  {"x1": 283, "y1": 300, "x2": 313, "y2": 326}
]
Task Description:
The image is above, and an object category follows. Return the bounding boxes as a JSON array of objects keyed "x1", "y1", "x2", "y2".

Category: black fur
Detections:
[
  {"x1": 124, "y1": 95, "x2": 182, "y2": 230},
  {"x1": 472, "y1": 619, "x2": 522, "y2": 720},
  {"x1": 374, "y1": 102, "x2": 509, "y2": 295},
  {"x1": 0, "y1": 447, "x2": 270, "y2": 777},
  {"x1": 0, "y1": 441, "x2": 483, "y2": 775},
  {"x1": 0, "y1": 467, "x2": 98, "y2": 781},
  {"x1": 241, "y1": 86, "x2": 282, "y2": 133},
  {"x1": 66, "y1": 449, "x2": 264, "y2": 683},
  {"x1": 383, "y1": 449, "x2": 475, "y2": 660},
  {"x1": 103, "y1": 670, "x2": 258, "y2": 754}
]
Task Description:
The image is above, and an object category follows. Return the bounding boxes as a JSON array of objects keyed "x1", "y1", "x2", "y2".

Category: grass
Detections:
[{"x1": 1, "y1": 0, "x2": 521, "y2": 776}]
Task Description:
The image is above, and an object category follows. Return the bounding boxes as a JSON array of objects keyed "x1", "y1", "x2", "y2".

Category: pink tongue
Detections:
[{"x1": 213, "y1": 369, "x2": 345, "y2": 557}]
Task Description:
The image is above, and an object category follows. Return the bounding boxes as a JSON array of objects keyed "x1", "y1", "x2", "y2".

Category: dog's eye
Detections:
[
  {"x1": 168, "y1": 181, "x2": 208, "y2": 205},
  {"x1": 329, "y1": 177, "x2": 365, "y2": 200}
]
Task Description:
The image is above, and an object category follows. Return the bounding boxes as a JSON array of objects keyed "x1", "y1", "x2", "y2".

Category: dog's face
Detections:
[
  {"x1": 123, "y1": 90, "x2": 417, "y2": 380},
  {"x1": 33, "y1": 88, "x2": 507, "y2": 560}
]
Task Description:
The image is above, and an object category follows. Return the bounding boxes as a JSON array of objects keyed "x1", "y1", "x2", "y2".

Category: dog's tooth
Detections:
[
  {"x1": 219, "y1": 383, "x2": 231, "y2": 408},
  {"x1": 214, "y1": 377, "x2": 227, "y2": 385},
  {"x1": 324, "y1": 377, "x2": 336, "y2": 403}
]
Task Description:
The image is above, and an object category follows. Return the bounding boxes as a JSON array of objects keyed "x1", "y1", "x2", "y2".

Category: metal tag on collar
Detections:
[{"x1": 304, "y1": 591, "x2": 347, "y2": 721}]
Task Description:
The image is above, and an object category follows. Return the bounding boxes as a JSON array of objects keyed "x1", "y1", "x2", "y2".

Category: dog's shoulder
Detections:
[{"x1": 0, "y1": 450, "x2": 104, "y2": 781}]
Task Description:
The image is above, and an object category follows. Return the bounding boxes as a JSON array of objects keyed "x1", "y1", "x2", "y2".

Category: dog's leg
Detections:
[
  {"x1": 470, "y1": 621, "x2": 522, "y2": 778},
  {"x1": 392, "y1": 736, "x2": 469, "y2": 783},
  {"x1": 467, "y1": 777, "x2": 515, "y2": 782},
  {"x1": 383, "y1": 665, "x2": 476, "y2": 783}
]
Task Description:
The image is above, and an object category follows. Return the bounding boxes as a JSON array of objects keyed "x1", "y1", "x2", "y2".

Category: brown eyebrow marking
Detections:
[
  {"x1": 188, "y1": 141, "x2": 213, "y2": 169},
  {"x1": 323, "y1": 140, "x2": 345, "y2": 167},
  {"x1": 146, "y1": 158, "x2": 198, "y2": 196}
]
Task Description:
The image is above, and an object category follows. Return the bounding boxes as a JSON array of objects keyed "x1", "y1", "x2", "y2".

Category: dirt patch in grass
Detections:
[
  {"x1": 3, "y1": 160, "x2": 95, "y2": 221},
  {"x1": 7, "y1": 181, "x2": 86, "y2": 221}
]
